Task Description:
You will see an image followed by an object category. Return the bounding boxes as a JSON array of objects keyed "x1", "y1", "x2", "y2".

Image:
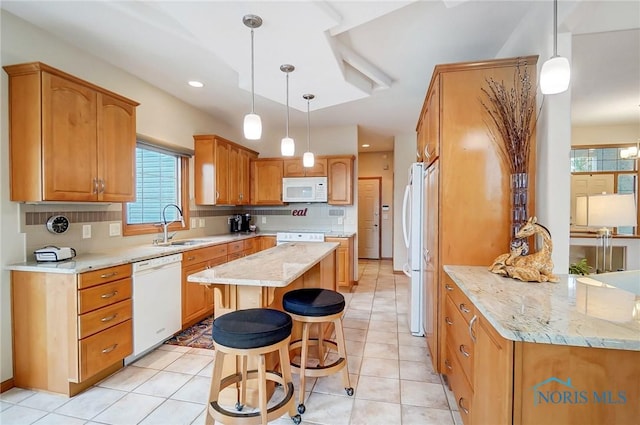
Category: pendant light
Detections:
[
  {"x1": 280, "y1": 64, "x2": 295, "y2": 157},
  {"x1": 243, "y1": 14, "x2": 262, "y2": 140},
  {"x1": 302, "y1": 94, "x2": 315, "y2": 168},
  {"x1": 540, "y1": 0, "x2": 571, "y2": 95}
]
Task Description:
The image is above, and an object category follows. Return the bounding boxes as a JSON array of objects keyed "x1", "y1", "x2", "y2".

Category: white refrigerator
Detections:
[{"x1": 402, "y1": 162, "x2": 426, "y2": 336}]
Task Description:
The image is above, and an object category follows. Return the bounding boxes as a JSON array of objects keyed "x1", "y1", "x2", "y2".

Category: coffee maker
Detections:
[
  {"x1": 240, "y1": 213, "x2": 252, "y2": 232},
  {"x1": 228, "y1": 215, "x2": 241, "y2": 233}
]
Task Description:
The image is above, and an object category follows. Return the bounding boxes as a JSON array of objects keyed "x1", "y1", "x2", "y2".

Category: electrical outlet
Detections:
[
  {"x1": 109, "y1": 223, "x2": 121, "y2": 237},
  {"x1": 82, "y1": 224, "x2": 91, "y2": 239},
  {"x1": 199, "y1": 218, "x2": 205, "y2": 227},
  {"x1": 190, "y1": 218, "x2": 198, "y2": 228},
  {"x1": 337, "y1": 217, "x2": 343, "y2": 225},
  {"x1": 261, "y1": 216, "x2": 267, "y2": 224}
]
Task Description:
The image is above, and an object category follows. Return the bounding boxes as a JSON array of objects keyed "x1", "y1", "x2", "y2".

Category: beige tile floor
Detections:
[{"x1": 0, "y1": 259, "x2": 462, "y2": 425}]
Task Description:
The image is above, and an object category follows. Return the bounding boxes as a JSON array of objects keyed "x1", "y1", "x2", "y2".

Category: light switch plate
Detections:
[
  {"x1": 199, "y1": 218, "x2": 205, "y2": 227},
  {"x1": 190, "y1": 218, "x2": 198, "y2": 228},
  {"x1": 82, "y1": 224, "x2": 91, "y2": 239},
  {"x1": 262, "y1": 216, "x2": 267, "y2": 224},
  {"x1": 109, "y1": 222, "x2": 121, "y2": 237}
]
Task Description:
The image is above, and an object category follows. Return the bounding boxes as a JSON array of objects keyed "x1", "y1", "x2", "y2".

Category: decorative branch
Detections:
[{"x1": 480, "y1": 61, "x2": 536, "y2": 175}]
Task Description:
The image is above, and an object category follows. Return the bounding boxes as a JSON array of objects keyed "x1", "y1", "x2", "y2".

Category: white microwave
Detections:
[{"x1": 282, "y1": 177, "x2": 328, "y2": 203}]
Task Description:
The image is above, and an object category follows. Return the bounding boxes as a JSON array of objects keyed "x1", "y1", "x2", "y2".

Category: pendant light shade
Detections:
[
  {"x1": 280, "y1": 64, "x2": 295, "y2": 157},
  {"x1": 540, "y1": 0, "x2": 570, "y2": 95},
  {"x1": 243, "y1": 14, "x2": 262, "y2": 140},
  {"x1": 302, "y1": 93, "x2": 315, "y2": 168}
]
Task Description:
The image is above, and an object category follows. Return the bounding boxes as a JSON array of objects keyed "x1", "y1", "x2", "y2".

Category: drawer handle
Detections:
[
  {"x1": 100, "y1": 272, "x2": 117, "y2": 279},
  {"x1": 445, "y1": 317, "x2": 453, "y2": 326},
  {"x1": 459, "y1": 344, "x2": 470, "y2": 357},
  {"x1": 469, "y1": 315, "x2": 478, "y2": 343},
  {"x1": 102, "y1": 344, "x2": 118, "y2": 354},
  {"x1": 458, "y1": 397, "x2": 469, "y2": 415},
  {"x1": 444, "y1": 359, "x2": 453, "y2": 371},
  {"x1": 100, "y1": 314, "x2": 118, "y2": 323},
  {"x1": 101, "y1": 291, "x2": 118, "y2": 299},
  {"x1": 187, "y1": 256, "x2": 196, "y2": 261},
  {"x1": 444, "y1": 283, "x2": 453, "y2": 291},
  {"x1": 459, "y1": 303, "x2": 470, "y2": 314}
]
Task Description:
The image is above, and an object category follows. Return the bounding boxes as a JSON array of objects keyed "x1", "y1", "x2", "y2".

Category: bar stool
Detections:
[
  {"x1": 207, "y1": 308, "x2": 301, "y2": 425},
  {"x1": 283, "y1": 288, "x2": 354, "y2": 414}
]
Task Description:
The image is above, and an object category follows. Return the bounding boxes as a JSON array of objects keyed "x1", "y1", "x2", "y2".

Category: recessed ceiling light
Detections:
[
  {"x1": 188, "y1": 81, "x2": 204, "y2": 88},
  {"x1": 361, "y1": 144, "x2": 370, "y2": 148}
]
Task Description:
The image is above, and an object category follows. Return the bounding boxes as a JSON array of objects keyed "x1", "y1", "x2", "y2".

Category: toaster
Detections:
[{"x1": 34, "y1": 246, "x2": 76, "y2": 262}]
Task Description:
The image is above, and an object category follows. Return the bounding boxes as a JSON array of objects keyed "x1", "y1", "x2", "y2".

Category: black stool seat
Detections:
[
  {"x1": 212, "y1": 308, "x2": 292, "y2": 349},
  {"x1": 283, "y1": 288, "x2": 345, "y2": 317}
]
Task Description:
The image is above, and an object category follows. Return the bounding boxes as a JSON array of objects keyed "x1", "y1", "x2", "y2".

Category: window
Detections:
[{"x1": 123, "y1": 140, "x2": 190, "y2": 237}]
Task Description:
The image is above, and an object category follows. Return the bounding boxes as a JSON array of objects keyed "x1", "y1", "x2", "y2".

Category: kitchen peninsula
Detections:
[{"x1": 442, "y1": 265, "x2": 639, "y2": 425}]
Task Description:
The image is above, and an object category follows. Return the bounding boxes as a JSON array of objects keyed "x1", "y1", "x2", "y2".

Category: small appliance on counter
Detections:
[
  {"x1": 229, "y1": 213, "x2": 253, "y2": 233},
  {"x1": 240, "y1": 213, "x2": 252, "y2": 232},
  {"x1": 34, "y1": 245, "x2": 76, "y2": 262}
]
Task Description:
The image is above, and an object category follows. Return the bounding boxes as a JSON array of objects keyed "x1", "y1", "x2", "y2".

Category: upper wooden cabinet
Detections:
[
  {"x1": 194, "y1": 135, "x2": 258, "y2": 205},
  {"x1": 283, "y1": 157, "x2": 328, "y2": 177},
  {"x1": 327, "y1": 156, "x2": 355, "y2": 205},
  {"x1": 251, "y1": 158, "x2": 285, "y2": 205},
  {"x1": 3, "y1": 62, "x2": 138, "y2": 202},
  {"x1": 417, "y1": 74, "x2": 440, "y2": 165}
]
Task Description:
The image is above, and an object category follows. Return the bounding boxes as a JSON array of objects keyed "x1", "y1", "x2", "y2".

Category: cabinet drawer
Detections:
[
  {"x1": 227, "y1": 252, "x2": 243, "y2": 261},
  {"x1": 227, "y1": 240, "x2": 244, "y2": 254},
  {"x1": 444, "y1": 343, "x2": 473, "y2": 425},
  {"x1": 79, "y1": 264, "x2": 132, "y2": 289},
  {"x1": 243, "y1": 238, "x2": 257, "y2": 252},
  {"x1": 78, "y1": 278, "x2": 132, "y2": 314},
  {"x1": 79, "y1": 320, "x2": 132, "y2": 380},
  {"x1": 444, "y1": 295, "x2": 474, "y2": 382},
  {"x1": 443, "y1": 277, "x2": 475, "y2": 324},
  {"x1": 78, "y1": 299, "x2": 132, "y2": 339},
  {"x1": 183, "y1": 244, "x2": 228, "y2": 266}
]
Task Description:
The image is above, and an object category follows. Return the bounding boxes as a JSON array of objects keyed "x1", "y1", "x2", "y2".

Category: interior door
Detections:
[
  {"x1": 358, "y1": 178, "x2": 380, "y2": 259},
  {"x1": 570, "y1": 174, "x2": 614, "y2": 227}
]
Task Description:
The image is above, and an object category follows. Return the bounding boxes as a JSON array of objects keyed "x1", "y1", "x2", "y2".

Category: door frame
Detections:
[{"x1": 357, "y1": 176, "x2": 382, "y2": 259}]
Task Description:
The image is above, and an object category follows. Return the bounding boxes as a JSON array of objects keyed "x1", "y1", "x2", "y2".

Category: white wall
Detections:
[
  {"x1": 572, "y1": 124, "x2": 640, "y2": 145},
  {"x1": 393, "y1": 133, "x2": 416, "y2": 272}
]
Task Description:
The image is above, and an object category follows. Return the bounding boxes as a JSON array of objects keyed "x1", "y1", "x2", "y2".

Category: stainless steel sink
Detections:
[{"x1": 154, "y1": 239, "x2": 206, "y2": 247}]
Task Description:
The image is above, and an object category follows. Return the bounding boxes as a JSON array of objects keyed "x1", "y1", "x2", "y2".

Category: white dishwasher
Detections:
[{"x1": 125, "y1": 253, "x2": 182, "y2": 364}]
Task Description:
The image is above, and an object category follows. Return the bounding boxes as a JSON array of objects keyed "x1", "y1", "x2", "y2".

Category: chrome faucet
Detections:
[{"x1": 159, "y1": 203, "x2": 185, "y2": 244}]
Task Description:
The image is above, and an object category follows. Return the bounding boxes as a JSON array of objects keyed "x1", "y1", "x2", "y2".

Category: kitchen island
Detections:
[
  {"x1": 188, "y1": 241, "x2": 339, "y2": 411},
  {"x1": 442, "y1": 265, "x2": 639, "y2": 425}
]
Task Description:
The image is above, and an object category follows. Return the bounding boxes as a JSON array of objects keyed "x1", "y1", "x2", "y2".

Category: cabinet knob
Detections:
[
  {"x1": 459, "y1": 303, "x2": 470, "y2": 314},
  {"x1": 444, "y1": 284, "x2": 453, "y2": 291},
  {"x1": 459, "y1": 344, "x2": 470, "y2": 358},
  {"x1": 445, "y1": 316, "x2": 453, "y2": 326}
]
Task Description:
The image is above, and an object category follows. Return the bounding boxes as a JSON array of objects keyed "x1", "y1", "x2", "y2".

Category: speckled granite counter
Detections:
[
  {"x1": 188, "y1": 242, "x2": 338, "y2": 287},
  {"x1": 5, "y1": 233, "x2": 259, "y2": 274},
  {"x1": 444, "y1": 265, "x2": 640, "y2": 351}
]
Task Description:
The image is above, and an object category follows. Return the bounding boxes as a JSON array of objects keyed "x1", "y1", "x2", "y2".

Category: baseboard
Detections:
[{"x1": 1, "y1": 378, "x2": 15, "y2": 393}]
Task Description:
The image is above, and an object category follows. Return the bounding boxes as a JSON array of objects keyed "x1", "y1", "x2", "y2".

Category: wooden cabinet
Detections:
[
  {"x1": 417, "y1": 74, "x2": 440, "y2": 165},
  {"x1": 327, "y1": 156, "x2": 355, "y2": 205},
  {"x1": 325, "y1": 236, "x2": 354, "y2": 289},
  {"x1": 418, "y1": 57, "x2": 538, "y2": 376},
  {"x1": 251, "y1": 158, "x2": 284, "y2": 205},
  {"x1": 227, "y1": 239, "x2": 256, "y2": 261},
  {"x1": 181, "y1": 244, "x2": 228, "y2": 328},
  {"x1": 194, "y1": 135, "x2": 258, "y2": 205},
  {"x1": 3, "y1": 62, "x2": 138, "y2": 202},
  {"x1": 283, "y1": 157, "x2": 328, "y2": 177},
  {"x1": 12, "y1": 264, "x2": 133, "y2": 396},
  {"x1": 258, "y1": 236, "x2": 277, "y2": 251}
]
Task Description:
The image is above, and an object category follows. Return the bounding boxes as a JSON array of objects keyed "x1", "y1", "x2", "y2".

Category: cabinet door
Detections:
[
  {"x1": 259, "y1": 236, "x2": 277, "y2": 251},
  {"x1": 283, "y1": 157, "x2": 328, "y2": 177},
  {"x1": 283, "y1": 158, "x2": 305, "y2": 177},
  {"x1": 215, "y1": 138, "x2": 231, "y2": 204},
  {"x1": 472, "y1": 315, "x2": 513, "y2": 425},
  {"x1": 182, "y1": 262, "x2": 213, "y2": 327},
  {"x1": 229, "y1": 145, "x2": 240, "y2": 204},
  {"x1": 238, "y1": 148, "x2": 254, "y2": 205},
  {"x1": 42, "y1": 72, "x2": 98, "y2": 201},
  {"x1": 97, "y1": 93, "x2": 136, "y2": 202},
  {"x1": 194, "y1": 137, "x2": 216, "y2": 205},
  {"x1": 251, "y1": 159, "x2": 284, "y2": 205},
  {"x1": 424, "y1": 75, "x2": 440, "y2": 165},
  {"x1": 327, "y1": 157, "x2": 353, "y2": 205}
]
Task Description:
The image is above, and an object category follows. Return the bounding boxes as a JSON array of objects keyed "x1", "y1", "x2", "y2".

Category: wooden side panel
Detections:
[{"x1": 11, "y1": 271, "x2": 79, "y2": 393}]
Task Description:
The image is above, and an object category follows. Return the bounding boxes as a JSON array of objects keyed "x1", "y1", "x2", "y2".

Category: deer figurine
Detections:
[{"x1": 489, "y1": 217, "x2": 559, "y2": 283}]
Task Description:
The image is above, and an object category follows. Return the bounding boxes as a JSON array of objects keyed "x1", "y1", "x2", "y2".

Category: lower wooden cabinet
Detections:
[
  {"x1": 11, "y1": 264, "x2": 133, "y2": 396},
  {"x1": 325, "y1": 236, "x2": 353, "y2": 289},
  {"x1": 258, "y1": 235, "x2": 277, "y2": 250}
]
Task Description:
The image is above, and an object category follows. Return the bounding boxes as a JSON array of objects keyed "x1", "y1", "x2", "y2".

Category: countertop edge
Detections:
[{"x1": 443, "y1": 265, "x2": 640, "y2": 351}]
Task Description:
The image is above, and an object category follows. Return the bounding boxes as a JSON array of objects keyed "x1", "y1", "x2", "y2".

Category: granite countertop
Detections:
[
  {"x1": 6, "y1": 233, "x2": 259, "y2": 274},
  {"x1": 188, "y1": 242, "x2": 339, "y2": 287},
  {"x1": 443, "y1": 265, "x2": 640, "y2": 351}
]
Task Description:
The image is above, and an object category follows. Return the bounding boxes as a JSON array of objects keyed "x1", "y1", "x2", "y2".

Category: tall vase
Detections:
[{"x1": 510, "y1": 172, "x2": 529, "y2": 255}]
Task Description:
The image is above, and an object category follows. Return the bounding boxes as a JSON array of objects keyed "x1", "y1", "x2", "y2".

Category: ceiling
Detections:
[{"x1": 2, "y1": 1, "x2": 639, "y2": 152}]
